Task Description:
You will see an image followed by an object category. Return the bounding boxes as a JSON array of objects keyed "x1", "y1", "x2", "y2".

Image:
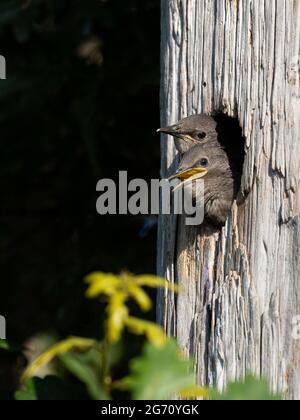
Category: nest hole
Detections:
[{"x1": 213, "y1": 113, "x2": 245, "y2": 198}]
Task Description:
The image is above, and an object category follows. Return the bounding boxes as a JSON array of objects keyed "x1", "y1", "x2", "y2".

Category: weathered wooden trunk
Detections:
[{"x1": 157, "y1": 0, "x2": 300, "y2": 399}]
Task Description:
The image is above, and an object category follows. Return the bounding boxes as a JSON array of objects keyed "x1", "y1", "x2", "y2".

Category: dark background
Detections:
[{"x1": 0, "y1": 0, "x2": 160, "y2": 398}]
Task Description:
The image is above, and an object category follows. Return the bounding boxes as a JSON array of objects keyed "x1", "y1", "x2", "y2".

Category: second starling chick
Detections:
[{"x1": 169, "y1": 143, "x2": 234, "y2": 227}]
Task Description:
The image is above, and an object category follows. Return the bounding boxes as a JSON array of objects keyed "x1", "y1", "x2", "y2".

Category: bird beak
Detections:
[
  {"x1": 157, "y1": 126, "x2": 198, "y2": 145},
  {"x1": 157, "y1": 125, "x2": 177, "y2": 135},
  {"x1": 168, "y1": 168, "x2": 208, "y2": 193},
  {"x1": 168, "y1": 167, "x2": 208, "y2": 181}
]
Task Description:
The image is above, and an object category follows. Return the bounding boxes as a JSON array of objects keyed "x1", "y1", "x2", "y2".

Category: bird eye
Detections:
[
  {"x1": 197, "y1": 132, "x2": 207, "y2": 140},
  {"x1": 200, "y1": 158, "x2": 209, "y2": 167}
]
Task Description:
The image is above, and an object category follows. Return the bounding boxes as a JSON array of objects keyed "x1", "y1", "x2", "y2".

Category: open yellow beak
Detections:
[
  {"x1": 168, "y1": 167, "x2": 208, "y2": 193},
  {"x1": 169, "y1": 167, "x2": 208, "y2": 181}
]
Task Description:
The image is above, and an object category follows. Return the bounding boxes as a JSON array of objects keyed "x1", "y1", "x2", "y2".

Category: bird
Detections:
[
  {"x1": 168, "y1": 143, "x2": 234, "y2": 227},
  {"x1": 157, "y1": 114, "x2": 220, "y2": 154}
]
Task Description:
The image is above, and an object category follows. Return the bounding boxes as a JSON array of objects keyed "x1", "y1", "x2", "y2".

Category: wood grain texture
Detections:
[{"x1": 157, "y1": 0, "x2": 300, "y2": 399}]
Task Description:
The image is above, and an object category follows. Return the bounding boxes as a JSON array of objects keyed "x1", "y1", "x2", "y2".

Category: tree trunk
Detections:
[{"x1": 157, "y1": 0, "x2": 300, "y2": 399}]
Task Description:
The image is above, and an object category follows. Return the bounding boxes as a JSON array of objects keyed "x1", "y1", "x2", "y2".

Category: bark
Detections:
[{"x1": 157, "y1": 0, "x2": 300, "y2": 399}]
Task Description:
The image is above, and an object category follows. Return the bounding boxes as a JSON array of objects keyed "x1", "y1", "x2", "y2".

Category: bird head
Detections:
[
  {"x1": 157, "y1": 114, "x2": 218, "y2": 154},
  {"x1": 168, "y1": 144, "x2": 232, "y2": 192}
]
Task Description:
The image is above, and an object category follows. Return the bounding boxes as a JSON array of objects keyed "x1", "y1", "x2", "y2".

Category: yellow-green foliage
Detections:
[
  {"x1": 16, "y1": 272, "x2": 282, "y2": 401},
  {"x1": 85, "y1": 272, "x2": 177, "y2": 345},
  {"x1": 19, "y1": 272, "x2": 203, "y2": 400}
]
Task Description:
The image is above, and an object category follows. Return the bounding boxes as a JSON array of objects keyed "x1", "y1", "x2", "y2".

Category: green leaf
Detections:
[
  {"x1": 125, "y1": 316, "x2": 167, "y2": 347},
  {"x1": 15, "y1": 379, "x2": 37, "y2": 401},
  {"x1": 22, "y1": 336, "x2": 96, "y2": 381},
  {"x1": 123, "y1": 340, "x2": 195, "y2": 400},
  {"x1": 0, "y1": 339, "x2": 10, "y2": 351},
  {"x1": 211, "y1": 376, "x2": 283, "y2": 401},
  {"x1": 59, "y1": 353, "x2": 108, "y2": 400}
]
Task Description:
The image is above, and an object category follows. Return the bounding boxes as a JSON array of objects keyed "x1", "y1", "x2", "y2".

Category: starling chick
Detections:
[
  {"x1": 158, "y1": 114, "x2": 219, "y2": 154},
  {"x1": 169, "y1": 143, "x2": 234, "y2": 227}
]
